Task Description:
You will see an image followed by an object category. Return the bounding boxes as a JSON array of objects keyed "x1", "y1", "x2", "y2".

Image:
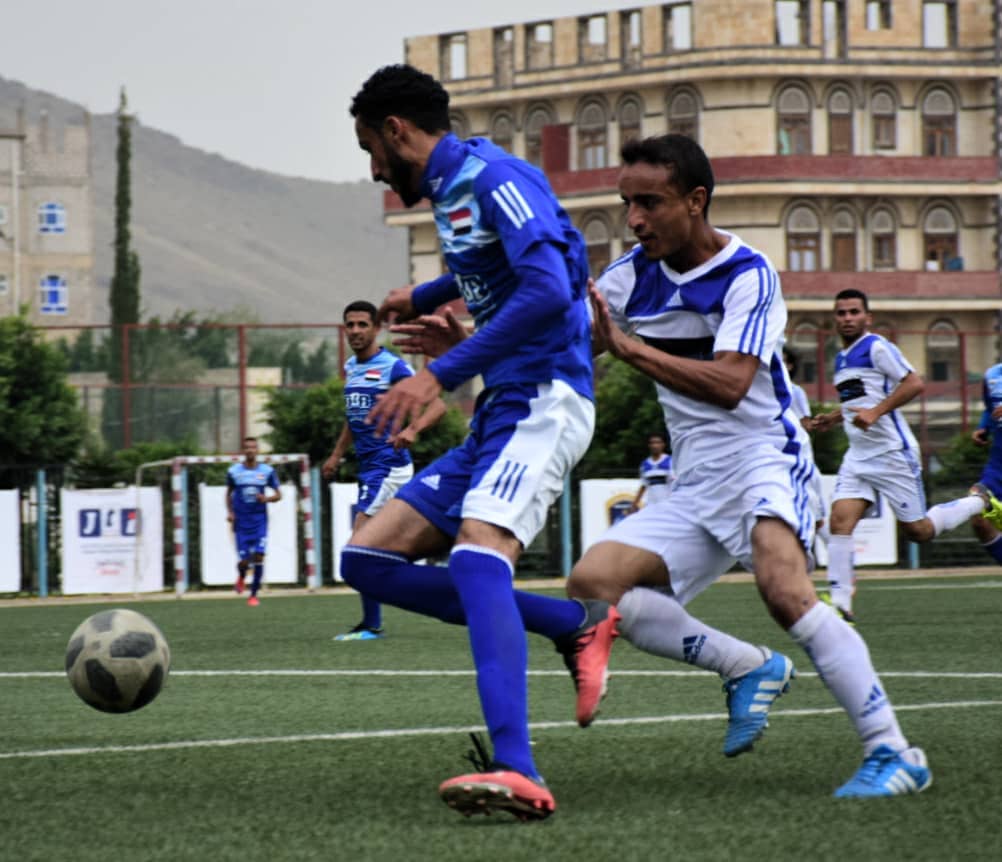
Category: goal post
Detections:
[{"x1": 136, "y1": 454, "x2": 317, "y2": 596}]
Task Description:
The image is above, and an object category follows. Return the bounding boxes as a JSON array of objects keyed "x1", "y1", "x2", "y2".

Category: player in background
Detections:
[
  {"x1": 968, "y1": 363, "x2": 1002, "y2": 559},
  {"x1": 323, "y1": 299, "x2": 447, "y2": 641},
  {"x1": 226, "y1": 436, "x2": 281, "y2": 607},
  {"x1": 628, "y1": 432, "x2": 674, "y2": 513},
  {"x1": 811, "y1": 289, "x2": 1002, "y2": 621},
  {"x1": 574, "y1": 134, "x2": 931, "y2": 797},
  {"x1": 340, "y1": 64, "x2": 618, "y2": 821}
]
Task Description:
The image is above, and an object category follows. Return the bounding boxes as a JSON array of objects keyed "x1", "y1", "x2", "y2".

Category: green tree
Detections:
[
  {"x1": 576, "y1": 354, "x2": 666, "y2": 478},
  {"x1": 0, "y1": 315, "x2": 86, "y2": 484}
]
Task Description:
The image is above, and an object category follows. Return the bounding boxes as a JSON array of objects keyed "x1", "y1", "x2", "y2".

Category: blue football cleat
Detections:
[
  {"x1": 722, "y1": 650, "x2": 795, "y2": 757},
  {"x1": 333, "y1": 624, "x2": 384, "y2": 642},
  {"x1": 834, "y1": 744, "x2": 932, "y2": 798}
]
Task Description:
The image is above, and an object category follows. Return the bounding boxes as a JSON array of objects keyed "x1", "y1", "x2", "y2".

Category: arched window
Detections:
[
  {"x1": 524, "y1": 105, "x2": 554, "y2": 167},
  {"x1": 831, "y1": 208, "x2": 857, "y2": 271},
  {"x1": 828, "y1": 89, "x2": 853, "y2": 154},
  {"x1": 38, "y1": 201, "x2": 66, "y2": 235},
  {"x1": 789, "y1": 320, "x2": 822, "y2": 383},
  {"x1": 871, "y1": 89, "x2": 897, "y2": 149},
  {"x1": 786, "y1": 205, "x2": 820, "y2": 271},
  {"x1": 667, "y1": 90, "x2": 698, "y2": 140},
  {"x1": 777, "y1": 86, "x2": 811, "y2": 154},
  {"x1": 581, "y1": 215, "x2": 612, "y2": 276},
  {"x1": 618, "y1": 96, "x2": 642, "y2": 148},
  {"x1": 922, "y1": 88, "x2": 956, "y2": 156},
  {"x1": 449, "y1": 112, "x2": 469, "y2": 139},
  {"x1": 926, "y1": 319, "x2": 959, "y2": 382},
  {"x1": 490, "y1": 113, "x2": 514, "y2": 153},
  {"x1": 870, "y1": 208, "x2": 897, "y2": 269},
  {"x1": 923, "y1": 206, "x2": 959, "y2": 271},
  {"x1": 577, "y1": 101, "x2": 608, "y2": 170}
]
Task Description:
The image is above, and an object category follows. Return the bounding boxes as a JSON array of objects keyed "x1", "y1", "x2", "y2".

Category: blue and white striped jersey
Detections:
[
  {"x1": 598, "y1": 233, "x2": 807, "y2": 476},
  {"x1": 344, "y1": 347, "x2": 413, "y2": 472},
  {"x1": 640, "y1": 454, "x2": 675, "y2": 504},
  {"x1": 412, "y1": 133, "x2": 593, "y2": 400},
  {"x1": 226, "y1": 461, "x2": 279, "y2": 533},
  {"x1": 834, "y1": 332, "x2": 919, "y2": 459}
]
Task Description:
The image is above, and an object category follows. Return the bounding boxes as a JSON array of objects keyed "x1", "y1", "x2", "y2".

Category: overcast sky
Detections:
[{"x1": 2, "y1": 0, "x2": 641, "y2": 183}]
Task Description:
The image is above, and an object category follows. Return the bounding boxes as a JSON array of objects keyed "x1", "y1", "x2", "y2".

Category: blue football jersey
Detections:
[
  {"x1": 413, "y1": 134, "x2": 593, "y2": 399},
  {"x1": 344, "y1": 348, "x2": 413, "y2": 472},
  {"x1": 226, "y1": 461, "x2": 279, "y2": 533},
  {"x1": 979, "y1": 363, "x2": 1002, "y2": 466}
]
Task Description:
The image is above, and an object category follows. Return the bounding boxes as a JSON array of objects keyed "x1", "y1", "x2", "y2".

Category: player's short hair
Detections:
[
  {"x1": 648, "y1": 432, "x2": 667, "y2": 443},
  {"x1": 343, "y1": 300, "x2": 378, "y2": 323},
  {"x1": 243, "y1": 436, "x2": 258, "y2": 445},
  {"x1": 350, "y1": 65, "x2": 451, "y2": 134},
  {"x1": 621, "y1": 134, "x2": 715, "y2": 217},
  {"x1": 835, "y1": 288, "x2": 869, "y2": 310}
]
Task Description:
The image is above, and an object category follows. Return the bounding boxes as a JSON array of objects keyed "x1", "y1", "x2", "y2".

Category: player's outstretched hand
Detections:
[
  {"x1": 321, "y1": 454, "x2": 340, "y2": 480},
  {"x1": 389, "y1": 426, "x2": 418, "y2": 451},
  {"x1": 378, "y1": 285, "x2": 418, "y2": 324},
  {"x1": 390, "y1": 308, "x2": 468, "y2": 358},
  {"x1": 588, "y1": 280, "x2": 631, "y2": 358},
  {"x1": 367, "y1": 368, "x2": 443, "y2": 438}
]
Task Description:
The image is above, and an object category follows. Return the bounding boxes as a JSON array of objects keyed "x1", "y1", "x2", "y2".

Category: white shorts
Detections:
[
  {"x1": 362, "y1": 463, "x2": 414, "y2": 517},
  {"x1": 832, "y1": 447, "x2": 925, "y2": 523},
  {"x1": 597, "y1": 443, "x2": 816, "y2": 606}
]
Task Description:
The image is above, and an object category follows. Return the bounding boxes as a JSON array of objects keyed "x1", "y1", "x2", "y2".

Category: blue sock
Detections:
[
  {"x1": 251, "y1": 562, "x2": 264, "y2": 596},
  {"x1": 450, "y1": 545, "x2": 537, "y2": 779},
  {"x1": 360, "y1": 595, "x2": 382, "y2": 631},
  {"x1": 340, "y1": 546, "x2": 584, "y2": 637},
  {"x1": 983, "y1": 535, "x2": 1002, "y2": 564}
]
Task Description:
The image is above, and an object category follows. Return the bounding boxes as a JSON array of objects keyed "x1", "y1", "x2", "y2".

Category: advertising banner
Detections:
[
  {"x1": 329, "y1": 482, "x2": 358, "y2": 582},
  {"x1": 60, "y1": 487, "x2": 163, "y2": 594},
  {"x1": 0, "y1": 490, "x2": 21, "y2": 593},
  {"x1": 199, "y1": 483, "x2": 298, "y2": 585},
  {"x1": 579, "y1": 479, "x2": 642, "y2": 554},
  {"x1": 815, "y1": 474, "x2": 898, "y2": 566}
]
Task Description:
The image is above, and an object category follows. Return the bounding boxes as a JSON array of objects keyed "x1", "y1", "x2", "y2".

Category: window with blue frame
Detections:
[
  {"x1": 39, "y1": 274, "x2": 68, "y2": 314},
  {"x1": 38, "y1": 201, "x2": 67, "y2": 234}
]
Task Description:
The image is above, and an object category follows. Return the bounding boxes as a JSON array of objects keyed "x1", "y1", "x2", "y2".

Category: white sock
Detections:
[
  {"x1": 826, "y1": 534, "x2": 855, "y2": 611},
  {"x1": 618, "y1": 587, "x2": 767, "y2": 679},
  {"x1": 926, "y1": 495, "x2": 984, "y2": 536},
  {"x1": 789, "y1": 602, "x2": 908, "y2": 755}
]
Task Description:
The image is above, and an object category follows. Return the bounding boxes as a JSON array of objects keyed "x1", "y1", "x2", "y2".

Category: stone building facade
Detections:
[
  {"x1": 384, "y1": 0, "x2": 1002, "y2": 400},
  {"x1": 0, "y1": 105, "x2": 95, "y2": 327}
]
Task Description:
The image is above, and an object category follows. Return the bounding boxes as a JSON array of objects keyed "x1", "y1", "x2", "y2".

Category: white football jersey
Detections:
[
  {"x1": 833, "y1": 332, "x2": 919, "y2": 460},
  {"x1": 598, "y1": 233, "x2": 810, "y2": 478}
]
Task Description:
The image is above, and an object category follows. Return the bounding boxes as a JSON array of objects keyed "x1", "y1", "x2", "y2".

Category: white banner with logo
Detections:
[
  {"x1": 330, "y1": 482, "x2": 359, "y2": 582},
  {"x1": 61, "y1": 488, "x2": 164, "y2": 594},
  {"x1": 580, "y1": 479, "x2": 642, "y2": 554},
  {"x1": 0, "y1": 490, "x2": 21, "y2": 593},
  {"x1": 815, "y1": 474, "x2": 898, "y2": 566},
  {"x1": 198, "y1": 483, "x2": 299, "y2": 585}
]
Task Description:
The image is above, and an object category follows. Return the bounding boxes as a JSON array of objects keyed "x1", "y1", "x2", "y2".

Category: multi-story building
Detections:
[
  {"x1": 386, "y1": 0, "x2": 1001, "y2": 420},
  {"x1": 0, "y1": 104, "x2": 95, "y2": 327}
]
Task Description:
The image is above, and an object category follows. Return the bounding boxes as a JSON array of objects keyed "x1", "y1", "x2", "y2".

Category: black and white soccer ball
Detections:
[{"x1": 65, "y1": 609, "x2": 171, "y2": 713}]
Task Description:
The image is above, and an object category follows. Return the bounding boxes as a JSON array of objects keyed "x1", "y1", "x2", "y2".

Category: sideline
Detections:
[{"x1": 1, "y1": 566, "x2": 999, "y2": 609}]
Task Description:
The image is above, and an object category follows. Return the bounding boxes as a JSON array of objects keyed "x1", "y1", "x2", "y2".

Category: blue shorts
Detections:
[
  {"x1": 395, "y1": 381, "x2": 593, "y2": 547},
  {"x1": 234, "y1": 529, "x2": 267, "y2": 560},
  {"x1": 978, "y1": 462, "x2": 1002, "y2": 498},
  {"x1": 355, "y1": 463, "x2": 414, "y2": 518}
]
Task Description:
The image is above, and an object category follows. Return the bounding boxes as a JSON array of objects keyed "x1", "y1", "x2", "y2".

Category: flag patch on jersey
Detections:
[
  {"x1": 448, "y1": 207, "x2": 473, "y2": 235},
  {"x1": 364, "y1": 369, "x2": 382, "y2": 381}
]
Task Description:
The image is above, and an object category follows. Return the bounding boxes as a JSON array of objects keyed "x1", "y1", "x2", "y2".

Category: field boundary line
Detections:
[{"x1": 2, "y1": 698, "x2": 999, "y2": 761}]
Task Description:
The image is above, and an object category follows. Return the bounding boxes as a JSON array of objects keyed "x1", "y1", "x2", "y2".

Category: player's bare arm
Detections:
[
  {"x1": 589, "y1": 283, "x2": 757, "y2": 409},
  {"x1": 256, "y1": 487, "x2": 282, "y2": 504},
  {"x1": 323, "y1": 424, "x2": 353, "y2": 480},
  {"x1": 845, "y1": 371, "x2": 924, "y2": 431}
]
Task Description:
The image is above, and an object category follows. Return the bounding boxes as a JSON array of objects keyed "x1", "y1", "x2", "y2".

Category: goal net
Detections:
[{"x1": 136, "y1": 454, "x2": 317, "y2": 596}]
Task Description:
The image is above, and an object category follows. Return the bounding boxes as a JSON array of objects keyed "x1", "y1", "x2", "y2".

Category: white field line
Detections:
[
  {"x1": 4, "y1": 669, "x2": 1002, "y2": 680},
  {"x1": 1, "y1": 699, "x2": 1000, "y2": 761},
  {"x1": 867, "y1": 581, "x2": 1002, "y2": 590}
]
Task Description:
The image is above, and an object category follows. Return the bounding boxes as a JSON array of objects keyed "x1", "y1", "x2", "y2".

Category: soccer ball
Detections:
[{"x1": 65, "y1": 609, "x2": 171, "y2": 713}]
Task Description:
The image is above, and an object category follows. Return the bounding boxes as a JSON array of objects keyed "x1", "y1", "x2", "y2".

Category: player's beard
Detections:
[{"x1": 385, "y1": 146, "x2": 422, "y2": 207}]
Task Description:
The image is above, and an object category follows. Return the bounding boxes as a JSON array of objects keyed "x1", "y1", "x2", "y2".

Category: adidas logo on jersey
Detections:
[{"x1": 421, "y1": 474, "x2": 441, "y2": 491}]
